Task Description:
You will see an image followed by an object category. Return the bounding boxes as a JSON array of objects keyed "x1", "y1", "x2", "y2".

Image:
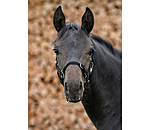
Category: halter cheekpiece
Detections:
[{"x1": 55, "y1": 51, "x2": 94, "y2": 86}]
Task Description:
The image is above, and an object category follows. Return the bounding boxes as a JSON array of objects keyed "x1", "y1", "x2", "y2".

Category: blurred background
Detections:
[{"x1": 28, "y1": 0, "x2": 122, "y2": 129}]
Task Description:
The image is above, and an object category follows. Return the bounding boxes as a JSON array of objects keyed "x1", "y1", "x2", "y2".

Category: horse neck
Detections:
[{"x1": 81, "y1": 43, "x2": 122, "y2": 129}]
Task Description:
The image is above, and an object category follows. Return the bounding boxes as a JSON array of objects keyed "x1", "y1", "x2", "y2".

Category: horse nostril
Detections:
[
  {"x1": 78, "y1": 82, "x2": 83, "y2": 94},
  {"x1": 80, "y1": 82, "x2": 82, "y2": 88},
  {"x1": 65, "y1": 82, "x2": 69, "y2": 94}
]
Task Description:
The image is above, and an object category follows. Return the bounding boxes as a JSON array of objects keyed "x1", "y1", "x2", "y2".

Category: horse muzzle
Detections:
[{"x1": 64, "y1": 77, "x2": 84, "y2": 103}]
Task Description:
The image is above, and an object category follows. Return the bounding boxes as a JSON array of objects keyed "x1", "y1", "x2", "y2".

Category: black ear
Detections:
[
  {"x1": 81, "y1": 7, "x2": 94, "y2": 35},
  {"x1": 53, "y1": 6, "x2": 66, "y2": 32}
]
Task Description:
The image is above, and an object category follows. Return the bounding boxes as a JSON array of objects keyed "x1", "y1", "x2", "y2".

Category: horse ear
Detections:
[
  {"x1": 53, "y1": 6, "x2": 66, "y2": 32},
  {"x1": 81, "y1": 7, "x2": 94, "y2": 35}
]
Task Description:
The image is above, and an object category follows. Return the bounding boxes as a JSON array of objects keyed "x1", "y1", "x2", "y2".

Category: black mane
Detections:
[
  {"x1": 90, "y1": 33, "x2": 122, "y2": 60},
  {"x1": 54, "y1": 23, "x2": 81, "y2": 42}
]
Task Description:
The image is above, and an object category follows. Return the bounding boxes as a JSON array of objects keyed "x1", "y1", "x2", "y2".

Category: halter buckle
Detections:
[
  {"x1": 60, "y1": 70, "x2": 64, "y2": 78},
  {"x1": 80, "y1": 63, "x2": 83, "y2": 69},
  {"x1": 90, "y1": 62, "x2": 94, "y2": 74}
]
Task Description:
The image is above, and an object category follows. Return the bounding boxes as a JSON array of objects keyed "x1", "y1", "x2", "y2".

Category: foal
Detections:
[{"x1": 53, "y1": 6, "x2": 122, "y2": 130}]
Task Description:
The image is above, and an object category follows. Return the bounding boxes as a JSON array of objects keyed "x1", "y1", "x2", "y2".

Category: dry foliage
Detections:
[{"x1": 28, "y1": 0, "x2": 122, "y2": 129}]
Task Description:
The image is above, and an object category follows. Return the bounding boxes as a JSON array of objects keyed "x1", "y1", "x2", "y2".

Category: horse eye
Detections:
[
  {"x1": 53, "y1": 49, "x2": 59, "y2": 55},
  {"x1": 88, "y1": 48, "x2": 94, "y2": 55}
]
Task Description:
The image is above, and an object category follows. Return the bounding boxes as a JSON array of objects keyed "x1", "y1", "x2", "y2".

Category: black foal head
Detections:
[{"x1": 53, "y1": 6, "x2": 94, "y2": 103}]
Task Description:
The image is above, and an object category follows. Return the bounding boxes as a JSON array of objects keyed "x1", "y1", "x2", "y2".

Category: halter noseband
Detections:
[{"x1": 55, "y1": 52, "x2": 94, "y2": 86}]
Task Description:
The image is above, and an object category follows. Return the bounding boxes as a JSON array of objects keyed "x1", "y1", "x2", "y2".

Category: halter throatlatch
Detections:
[{"x1": 55, "y1": 52, "x2": 94, "y2": 86}]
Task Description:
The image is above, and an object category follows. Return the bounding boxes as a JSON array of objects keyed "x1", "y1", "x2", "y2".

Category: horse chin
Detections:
[{"x1": 66, "y1": 97, "x2": 82, "y2": 103}]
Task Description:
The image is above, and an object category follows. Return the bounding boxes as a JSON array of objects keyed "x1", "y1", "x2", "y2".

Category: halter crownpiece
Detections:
[{"x1": 55, "y1": 51, "x2": 94, "y2": 86}]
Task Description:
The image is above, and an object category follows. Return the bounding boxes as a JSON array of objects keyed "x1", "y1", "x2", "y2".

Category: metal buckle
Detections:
[
  {"x1": 60, "y1": 70, "x2": 64, "y2": 78},
  {"x1": 90, "y1": 62, "x2": 94, "y2": 74},
  {"x1": 80, "y1": 63, "x2": 83, "y2": 69}
]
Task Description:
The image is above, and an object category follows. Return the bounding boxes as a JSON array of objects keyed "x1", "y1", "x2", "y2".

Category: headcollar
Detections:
[{"x1": 55, "y1": 51, "x2": 94, "y2": 86}]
